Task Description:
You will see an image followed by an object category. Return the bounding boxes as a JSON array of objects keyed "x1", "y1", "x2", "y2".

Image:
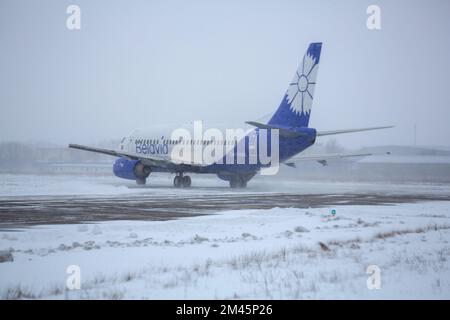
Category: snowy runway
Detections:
[{"x1": 1, "y1": 193, "x2": 449, "y2": 229}]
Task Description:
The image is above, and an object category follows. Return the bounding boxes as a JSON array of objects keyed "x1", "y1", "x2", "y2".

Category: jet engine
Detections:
[{"x1": 113, "y1": 158, "x2": 151, "y2": 181}]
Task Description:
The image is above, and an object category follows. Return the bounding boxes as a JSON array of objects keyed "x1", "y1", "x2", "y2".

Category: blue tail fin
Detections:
[{"x1": 268, "y1": 42, "x2": 322, "y2": 128}]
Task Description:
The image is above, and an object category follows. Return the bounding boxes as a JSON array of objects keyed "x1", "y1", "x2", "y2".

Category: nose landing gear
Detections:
[
  {"x1": 136, "y1": 178, "x2": 147, "y2": 185},
  {"x1": 173, "y1": 174, "x2": 191, "y2": 188}
]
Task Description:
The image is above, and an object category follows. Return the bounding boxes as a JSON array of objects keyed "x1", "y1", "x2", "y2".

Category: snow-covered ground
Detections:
[
  {"x1": 0, "y1": 174, "x2": 138, "y2": 198},
  {"x1": 2, "y1": 173, "x2": 450, "y2": 198},
  {"x1": 1, "y1": 201, "x2": 449, "y2": 299}
]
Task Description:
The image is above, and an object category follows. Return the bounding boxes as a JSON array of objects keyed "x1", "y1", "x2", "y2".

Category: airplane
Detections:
[{"x1": 69, "y1": 42, "x2": 392, "y2": 188}]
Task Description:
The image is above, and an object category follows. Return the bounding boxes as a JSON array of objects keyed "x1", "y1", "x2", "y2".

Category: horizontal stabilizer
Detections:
[
  {"x1": 317, "y1": 126, "x2": 394, "y2": 136},
  {"x1": 283, "y1": 162, "x2": 297, "y2": 168},
  {"x1": 285, "y1": 152, "x2": 391, "y2": 166},
  {"x1": 245, "y1": 121, "x2": 307, "y2": 138}
]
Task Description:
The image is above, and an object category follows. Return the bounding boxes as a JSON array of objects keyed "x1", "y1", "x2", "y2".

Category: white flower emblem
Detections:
[{"x1": 286, "y1": 53, "x2": 318, "y2": 115}]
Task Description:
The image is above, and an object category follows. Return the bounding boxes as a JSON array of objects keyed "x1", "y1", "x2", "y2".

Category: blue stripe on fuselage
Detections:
[{"x1": 201, "y1": 127, "x2": 316, "y2": 174}]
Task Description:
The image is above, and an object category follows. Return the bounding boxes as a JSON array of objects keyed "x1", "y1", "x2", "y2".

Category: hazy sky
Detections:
[{"x1": 1, "y1": 0, "x2": 449, "y2": 148}]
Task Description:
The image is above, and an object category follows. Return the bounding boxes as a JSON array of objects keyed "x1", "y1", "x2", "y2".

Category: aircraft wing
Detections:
[
  {"x1": 68, "y1": 144, "x2": 205, "y2": 170},
  {"x1": 284, "y1": 152, "x2": 390, "y2": 167}
]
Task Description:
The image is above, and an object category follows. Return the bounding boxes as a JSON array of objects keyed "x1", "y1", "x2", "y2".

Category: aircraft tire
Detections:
[
  {"x1": 182, "y1": 176, "x2": 191, "y2": 188},
  {"x1": 136, "y1": 178, "x2": 146, "y2": 185},
  {"x1": 229, "y1": 178, "x2": 247, "y2": 188},
  {"x1": 173, "y1": 176, "x2": 182, "y2": 188}
]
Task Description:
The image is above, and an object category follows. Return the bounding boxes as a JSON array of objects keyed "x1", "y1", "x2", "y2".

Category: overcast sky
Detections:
[{"x1": 1, "y1": 0, "x2": 449, "y2": 148}]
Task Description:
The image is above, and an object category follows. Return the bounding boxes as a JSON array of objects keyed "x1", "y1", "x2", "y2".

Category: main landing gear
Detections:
[
  {"x1": 229, "y1": 177, "x2": 247, "y2": 188},
  {"x1": 173, "y1": 174, "x2": 191, "y2": 188}
]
